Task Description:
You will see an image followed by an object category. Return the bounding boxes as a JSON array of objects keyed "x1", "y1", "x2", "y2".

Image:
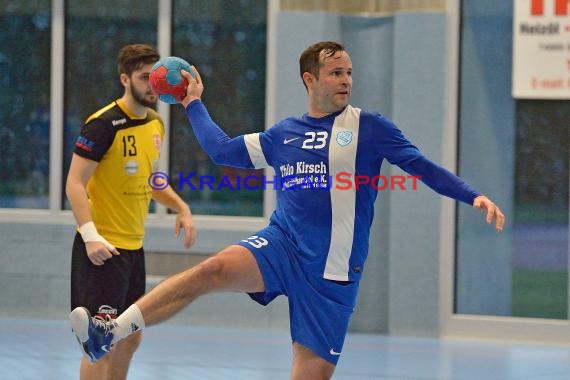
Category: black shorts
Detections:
[{"x1": 70, "y1": 232, "x2": 146, "y2": 319}]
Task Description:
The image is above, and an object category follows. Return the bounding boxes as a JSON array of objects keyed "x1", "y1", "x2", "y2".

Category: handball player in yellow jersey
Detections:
[{"x1": 66, "y1": 44, "x2": 196, "y2": 380}]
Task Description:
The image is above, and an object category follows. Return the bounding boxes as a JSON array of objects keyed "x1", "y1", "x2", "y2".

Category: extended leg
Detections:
[
  {"x1": 70, "y1": 244, "x2": 264, "y2": 359},
  {"x1": 137, "y1": 244, "x2": 264, "y2": 326}
]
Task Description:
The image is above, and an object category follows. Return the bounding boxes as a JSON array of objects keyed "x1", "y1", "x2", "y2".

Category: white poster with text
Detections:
[{"x1": 513, "y1": 0, "x2": 570, "y2": 98}]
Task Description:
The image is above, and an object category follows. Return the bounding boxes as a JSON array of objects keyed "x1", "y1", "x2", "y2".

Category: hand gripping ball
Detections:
[{"x1": 149, "y1": 56, "x2": 195, "y2": 104}]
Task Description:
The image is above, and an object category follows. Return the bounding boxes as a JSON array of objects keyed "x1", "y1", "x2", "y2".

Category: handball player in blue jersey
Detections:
[{"x1": 70, "y1": 41, "x2": 504, "y2": 378}]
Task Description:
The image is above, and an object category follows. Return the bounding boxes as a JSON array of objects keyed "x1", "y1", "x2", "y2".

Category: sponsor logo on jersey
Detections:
[
  {"x1": 279, "y1": 161, "x2": 327, "y2": 177},
  {"x1": 283, "y1": 137, "x2": 300, "y2": 144},
  {"x1": 124, "y1": 160, "x2": 139, "y2": 175},
  {"x1": 75, "y1": 136, "x2": 95, "y2": 152},
  {"x1": 112, "y1": 118, "x2": 127, "y2": 127}
]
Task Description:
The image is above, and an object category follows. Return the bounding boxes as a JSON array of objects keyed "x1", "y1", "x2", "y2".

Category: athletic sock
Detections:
[{"x1": 111, "y1": 304, "x2": 146, "y2": 345}]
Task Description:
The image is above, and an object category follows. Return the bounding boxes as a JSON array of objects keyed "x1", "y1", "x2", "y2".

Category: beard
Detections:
[{"x1": 131, "y1": 83, "x2": 157, "y2": 108}]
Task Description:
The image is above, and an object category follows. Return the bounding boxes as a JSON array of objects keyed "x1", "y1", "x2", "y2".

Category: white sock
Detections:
[{"x1": 111, "y1": 304, "x2": 146, "y2": 345}]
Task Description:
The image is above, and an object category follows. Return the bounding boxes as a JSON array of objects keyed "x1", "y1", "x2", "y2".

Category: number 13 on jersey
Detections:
[{"x1": 241, "y1": 235, "x2": 269, "y2": 249}]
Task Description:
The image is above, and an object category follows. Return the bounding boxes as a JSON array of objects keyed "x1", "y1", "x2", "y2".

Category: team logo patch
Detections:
[
  {"x1": 124, "y1": 160, "x2": 139, "y2": 175},
  {"x1": 336, "y1": 131, "x2": 352, "y2": 147},
  {"x1": 153, "y1": 133, "x2": 162, "y2": 150}
]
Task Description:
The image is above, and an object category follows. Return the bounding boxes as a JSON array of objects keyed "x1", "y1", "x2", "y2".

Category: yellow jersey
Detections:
[{"x1": 73, "y1": 99, "x2": 164, "y2": 249}]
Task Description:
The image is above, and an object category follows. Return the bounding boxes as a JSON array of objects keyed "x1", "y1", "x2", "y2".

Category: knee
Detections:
[
  {"x1": 194, "y1": 255, "x2": 228, "y2": 289},
  {"x1": 198, "y1": 255, "x2": 225, "y2": 278}
]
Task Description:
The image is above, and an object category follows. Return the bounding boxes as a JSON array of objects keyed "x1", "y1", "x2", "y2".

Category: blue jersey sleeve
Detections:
[
  {"x1": 400, "y1": 156, "x2": 481, "y2": 205},
  {"x1": 372, "y1": 114, "x2": 480, "y2": 205},
  {"x1": 185, "y1": 100, "x2": 255, "y2": 168}
]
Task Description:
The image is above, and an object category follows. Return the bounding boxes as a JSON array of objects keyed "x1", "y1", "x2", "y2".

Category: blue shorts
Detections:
[{"x1": 238, "y1": 224, "x2": 359, "y2": 365}]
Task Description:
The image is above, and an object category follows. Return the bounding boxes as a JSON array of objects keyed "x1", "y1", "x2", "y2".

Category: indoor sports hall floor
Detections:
[{"x1": 1, "y1": 316, "x2": 570, "y2": 380}]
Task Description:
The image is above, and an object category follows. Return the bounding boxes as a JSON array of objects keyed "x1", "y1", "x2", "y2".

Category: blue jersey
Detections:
[{"x1": 186, "y1": 101, "x2": 479, "y2": 281}]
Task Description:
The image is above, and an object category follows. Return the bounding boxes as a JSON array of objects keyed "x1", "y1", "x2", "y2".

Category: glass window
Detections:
[
  {"x1": 170, "y1": 0, "x2": 267, "y2": 216},
  {"x1": 0, "y1": 1, "x2": 51, "y2": 208},
  {"x1": 456, "y1": 0, "x2": 569, "y2": 319},
  {"x1": 512, "y1": 99, "x2": 569, "y2": 318},
  {"x1": 63, "y1": 1, "x2": 158, "y2": 208}
]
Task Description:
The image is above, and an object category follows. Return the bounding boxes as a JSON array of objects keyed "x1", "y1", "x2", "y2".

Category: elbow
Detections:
[
  {"x1": 208, "y1": 150, "x2": 227, "y2": 165},
  {"x1": 65, "y1": 178, "x2": 74, "y2": 200},
  {"x1": 65, "y1": 177, "x2": 85, "y2": 201}
]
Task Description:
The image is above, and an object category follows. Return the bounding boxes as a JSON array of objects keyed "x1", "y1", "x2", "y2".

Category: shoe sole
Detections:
[
  {"x1": 69, "y1": 307, "x2": 90, "y2": 342},
  {"x1": 69, "y1": 307, "x2": 96, "y2": 362}
]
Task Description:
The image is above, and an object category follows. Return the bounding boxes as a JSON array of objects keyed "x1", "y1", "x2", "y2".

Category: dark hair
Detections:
[
  {"x1": 299, "y1": 41, "x2": 345, "y2": 89},
  {"x1": 117, "y1": 44, "x2": 160, "y2": 77}
]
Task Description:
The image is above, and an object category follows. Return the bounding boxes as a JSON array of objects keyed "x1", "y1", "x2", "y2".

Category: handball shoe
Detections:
[{"x1": 69, "y1": 307, "x2": 115, "y2": 363}]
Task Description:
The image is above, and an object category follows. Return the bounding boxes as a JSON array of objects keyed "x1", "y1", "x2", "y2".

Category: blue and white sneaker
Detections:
[{"x1": 69, "y1": 307, "x2": 115, "y2": 363}]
